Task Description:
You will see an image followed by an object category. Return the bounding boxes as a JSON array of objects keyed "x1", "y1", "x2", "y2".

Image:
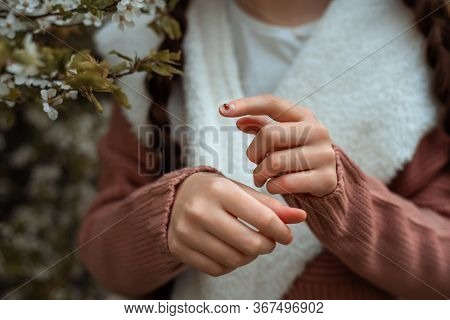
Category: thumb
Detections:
[{"x1": 272, "y1": 205, "x2": 307, "y2": 224}]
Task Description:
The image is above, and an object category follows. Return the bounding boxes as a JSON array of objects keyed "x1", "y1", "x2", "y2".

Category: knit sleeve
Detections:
[
  {"x1": 77, "y1": 105, "x2": 220, "y2": 297},
  {"x1": 283, "y1": 128, "x2": 450, "y2": 299}
]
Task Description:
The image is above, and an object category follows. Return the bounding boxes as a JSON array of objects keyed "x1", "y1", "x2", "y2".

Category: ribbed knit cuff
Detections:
[
  {"x1": 283, "y1": 145, "x2": 361, "y2": 238},
  {"x1": 95, "y1": 165, "x2": 221, "y2": 295},
  {"x1": 152, "y1": 165, "x2": 222, "y2": 259}
]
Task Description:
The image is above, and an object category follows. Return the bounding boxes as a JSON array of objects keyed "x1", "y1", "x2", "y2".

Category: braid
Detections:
[
  {"x1": 403, "y1": 0, "x2": 450, "y2": 133},
  {"x1": 145, "y1": 0, "x2": 190, "y2": 173}
]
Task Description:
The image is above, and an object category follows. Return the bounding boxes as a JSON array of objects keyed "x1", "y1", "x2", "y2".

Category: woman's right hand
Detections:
[{"x1": 168, "y1": 171, "x2": 307, "y2": 277}]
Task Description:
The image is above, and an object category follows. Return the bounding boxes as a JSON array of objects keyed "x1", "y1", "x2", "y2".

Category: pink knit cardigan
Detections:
[{"x1": 78, "y1": 105, "x2": 450, "y2": 299}]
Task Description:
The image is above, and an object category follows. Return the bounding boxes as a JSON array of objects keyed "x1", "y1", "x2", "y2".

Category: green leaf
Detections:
[
  {"x1": 147, "y1": 62, "x2": 182, "y2": 78},
  {"x1": 109, "y1": 61, "x2": 129, "y2": 74},
  {"x1": 160, "y1": 15, "x2": 182, "y2": 40},
  {"x1": 83, "y1": 89, "x2": 104, "y2": 113},
  {"x1": 148, "y1": 49, "x2": 181, "y2": 64},
  {"x1": 110, "y1": 85, "x2": 130, "y2": 109}
]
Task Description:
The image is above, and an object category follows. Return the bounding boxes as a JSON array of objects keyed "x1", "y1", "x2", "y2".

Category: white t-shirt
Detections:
[
  {"x1": 168, "y1": 0, "x2": 318, "y2": 128},
  {"x1": 228, "y1": 0, "x2": 318, "y2": 97}
]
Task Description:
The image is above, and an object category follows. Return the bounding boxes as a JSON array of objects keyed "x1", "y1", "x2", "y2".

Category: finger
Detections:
[
  {"x1": 274, "y1": 206, "x2": 308, "y2": 224},
  {"x1": 246, "y1": 122, "x2": 315, "y2": 164},
  {"x1": 232, "y1": 180, "x2": 307, "y2": 224},
  {"x1": 178, "y1": 227, "x2": 257, "y2": 268},
  {"x1": 220, "y1": 183, "x2": 293, "y2": 245},
  {"x1": 236, "y1": 115, "x2": 273, "y2": 134},
  {"x1": 253, "y1": 145, "x2": 329, "y2": 187},
  {"x1": 199, "y1": 208, "x2": 278, "y2": 255},
  {"x1": 174, "y1": 241, "x2": 234, "y2": 277},
  {"x1": 219, "y1": 95, "x2": 315, "y2": 122},
  {"x1": 266, "y1": 169, "x2": 335, "y2": 196}
]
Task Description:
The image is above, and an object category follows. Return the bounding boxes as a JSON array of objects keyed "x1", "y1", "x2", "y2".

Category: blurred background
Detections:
[
  {"x1": 0, "y1": 29, "x2": 112, "y2": 299},
  {"x1": 0, "y1": 0, "x2": 181, "y2": 299}
]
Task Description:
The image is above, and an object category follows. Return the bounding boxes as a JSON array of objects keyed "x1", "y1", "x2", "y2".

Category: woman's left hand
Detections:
[{"x1": 219, "y1": 94, "x2": 337, "y2": 197}]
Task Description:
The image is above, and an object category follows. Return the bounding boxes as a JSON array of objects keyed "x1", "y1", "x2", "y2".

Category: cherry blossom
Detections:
[{"x1": 41, "y1": 88, "x2": 62, "y2": 120}]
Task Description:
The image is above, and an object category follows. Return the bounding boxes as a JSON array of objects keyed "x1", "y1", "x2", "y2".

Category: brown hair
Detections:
[
  {"x1": 146, "y1": 0, "x2": 450, "y2": 135},
  {"x1": 403, "y1": 0, "x2": 450, "y2": 132},
  {"x1": 145, "y1": 0, "x2": 190, "y2": 173}
]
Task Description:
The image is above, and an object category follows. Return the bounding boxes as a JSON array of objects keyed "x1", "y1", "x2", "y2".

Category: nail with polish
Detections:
[{"x1": 221, "y1": 103, "x2": 235, "y2": 113}]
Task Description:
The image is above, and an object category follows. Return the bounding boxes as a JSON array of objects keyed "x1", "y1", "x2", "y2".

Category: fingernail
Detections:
[{"x1": 220, "y1": 103, "x2": 235, "y2": 113}]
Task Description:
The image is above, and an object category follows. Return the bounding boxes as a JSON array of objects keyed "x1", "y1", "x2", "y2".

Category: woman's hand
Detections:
[
  {"x1": 220, "y1": 94, "x2": 337, "y2": 197},
  {"x1": 168, "y1": 171, "x2": 306, "y2": 277}
]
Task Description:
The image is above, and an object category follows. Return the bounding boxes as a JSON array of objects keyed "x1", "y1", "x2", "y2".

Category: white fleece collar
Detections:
[{"x1": 95, "y1": 0, "x2": 438, "y2": 299}]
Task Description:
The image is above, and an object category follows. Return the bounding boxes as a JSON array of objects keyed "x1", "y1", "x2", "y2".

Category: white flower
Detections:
[
  {"x1": 35, "y1": 15, "x2": 57, "y2": 31},
  {"x1": 64, "y1": 90, "x2": 78, "y2": 100},
  {"x1": 117, "y1": 0, "x2": 145, "y2": 18},
  {"x1": 43, "y1": 103, "x2": 58, "y2": 120},
  {"x1": 83, "y1": 12, "x2": 103, "y2": 27},
  {"x1": 4, "y1": 101, "x2": 16, "y2": 107},
  {"x1": 28, "y1": 78, "x2": 51, "y2": 88},
  {"x1": 41, "y1": 88, "x2": 62, "y2": 120},
  {"x1": 14, "y1": 76, "x2": 50, "y2": 88},
  {"x1": 112, "y1": 0, "x2": 146, "y2": 30},
  {"x1": 23, "y1": 32, "x2": 41, "y2": 58},
  {"x1": 58, "y1": 83, "x2": 71, "y2": 90},
  {"x1": 15, "y1": 0, "x2": 40, "y2": 14},
  {"x1": 0, "y1": 13, "x2": 26, "y2": 39},
  {"x1": 112, "y1": 12, "x2": 135, "y2": 31},
  {"x1": 7, "y1": 34, "x2": 43, "y2": 81},
  {"x1": 155, "y1": 0, "x2": 166, "y2": 9}
]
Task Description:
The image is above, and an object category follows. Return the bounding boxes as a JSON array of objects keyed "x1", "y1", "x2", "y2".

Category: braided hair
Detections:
[{"x1": 403, "y1": 0, "x2": 450, "y2": 132}]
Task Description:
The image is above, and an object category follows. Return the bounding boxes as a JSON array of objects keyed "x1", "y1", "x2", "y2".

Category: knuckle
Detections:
[
  {"x1": 259, "y1": 213, "x2": 277, "y2": 232},
  {"x1": 242, "y1": 255, "x2": 258, "y2": 266},
  {"x1": 276, "y1": 177, "x2": 294, "y2": 192},
  {"x1": 299, "y1": 106, "x2": 314, "y2": 118},
  {"x1": 227, "y1": 254, "x2": 245, "y2": 267},
  {"x1": 266, "y1": 240, "x2": 276, "y2": 253},
  {"x1": 267, "y1": 153, "x2": 282, "y2": 170},
  {"x1": 264, "y1": 196, "x2": 281, "y2": 208},
  {"x1": 184, "y1": 201, "x2": 203, "y2": 220},
  {"x1": 265, "y1": 181, "x2": 279, "y2": 194},
  {"x1": 259, "y1": 239, "x2": 276, "y2": 254},
  {"x1": 322, "y1": 148, "x2": 336, "y2": 164},
  {"x1": 321, "y1": 170, "x2": 337, "y2": 194},
  {"x1": 262, "y1": 94, "x2": 277, "y2": 104},
  {"x1": 259, "y1": 123, "x2": 273, "y2": 138},
  {"x1": 209, "y1": 178, "x2": 228, "y2": 195},
  {"x1": 174, "y1": 223, "x2": 190, "y2": 240},
  {"x1": 315, "y1": 124, "x2": 331, "y2": 140},
  {"x1": 242, "y1": 236, "x2": 262, "y2": 255}
]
